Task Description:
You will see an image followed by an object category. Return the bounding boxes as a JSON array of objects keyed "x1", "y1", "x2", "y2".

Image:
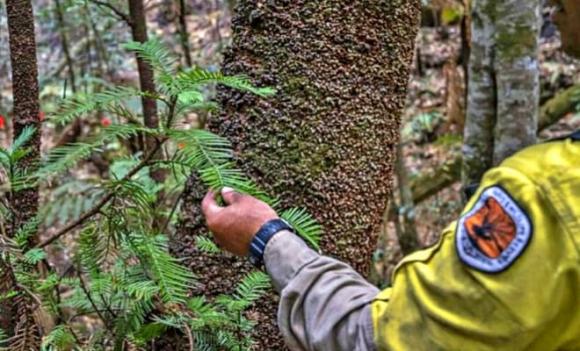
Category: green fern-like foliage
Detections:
[
  {"x1": 0, "y1": 39, "x2": 322, "y2": 351},
  {"x1": 280, "y1": 208, "x2": 323, "y2": 251},
  {"x1": 41, "y1": 325, "x2": 75, "y2": 351},
  {"x1": 49, "y1": 86, "x2": 143, "y2": 127},
  {"x1": 195, "y1": 236, "x2": 221, "y2": 254}
]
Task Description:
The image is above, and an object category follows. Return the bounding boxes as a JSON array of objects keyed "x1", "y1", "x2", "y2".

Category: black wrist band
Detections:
[{"x1": 248, "y1": 218, "x2": 293, "y2": 267}]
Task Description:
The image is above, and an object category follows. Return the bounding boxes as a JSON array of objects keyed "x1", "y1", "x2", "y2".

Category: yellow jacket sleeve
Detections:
[{"x1": 372, "y1": 139, "x2": 580, "y2": 351}]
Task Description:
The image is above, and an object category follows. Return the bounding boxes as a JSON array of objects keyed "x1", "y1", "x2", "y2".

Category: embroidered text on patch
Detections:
[{"x1": 456, "y1": 186, "x2": 532, "y2": 273}]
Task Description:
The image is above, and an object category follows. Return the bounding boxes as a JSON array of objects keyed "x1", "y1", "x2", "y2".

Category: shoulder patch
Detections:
[{"x1": 456, "y1": 186, "x2": 532, "y2": 273}]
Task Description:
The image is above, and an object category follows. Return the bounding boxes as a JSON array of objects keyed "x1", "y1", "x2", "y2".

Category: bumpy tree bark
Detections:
[
  {"x1": 6, "y1": 0, "x2": 40, "y2": 234},
  {"x1": 463, "y1": 0, "x2": 541, "y2": 186},
  {"x1": 2, "y1": 0, "x2": 42, "y2": 345},
  {"x1": 173, "y1": 1, "x2": 420, "y2": 349}
]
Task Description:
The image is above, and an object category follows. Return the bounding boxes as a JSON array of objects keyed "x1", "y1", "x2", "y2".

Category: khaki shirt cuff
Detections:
[{"x1": 263, "y1": 230, "x2": 319, "y2": 292}]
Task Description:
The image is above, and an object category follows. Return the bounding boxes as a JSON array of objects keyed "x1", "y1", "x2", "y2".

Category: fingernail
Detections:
[{"x1": 222, "y1": 186, "x2": 234, "y2": 194}]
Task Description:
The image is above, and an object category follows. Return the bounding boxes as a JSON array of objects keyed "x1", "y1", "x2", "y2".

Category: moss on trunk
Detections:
[
  {"x1": 173, "y1": 1, "x2": 420, "y2": 349},
  {"x1": 463, "y1": 0, "x2": 541, "y2": 186}
]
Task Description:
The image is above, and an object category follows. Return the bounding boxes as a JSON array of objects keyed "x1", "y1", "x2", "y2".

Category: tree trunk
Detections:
[
  {"x1": 127, "y1": 0, "x2": 166, "y2": 186},
  {"x1": 3, "y1": 0, "x2": 42, "y2": 345},
  {"x1": 173, "y1": 1, "x2": 420, "y2": 349},
  {"x1": 54, "y1": 0, "x2": 76, "y2": 94},
  {"x1": 394, "y1": 144, "x2": 419, "y2": 254},
  {"x1": 6, "y1": 0, "x2": 41, "y2": 234},
  {"x1": 463, "y1": 0, "x2": 541, "y2": 186},
  {"x1": 127, "y1": 0, "x2": 159, "y2": 135},
  {"x1": 177, "y1": 0, "x2": 192, "y2": 67}
]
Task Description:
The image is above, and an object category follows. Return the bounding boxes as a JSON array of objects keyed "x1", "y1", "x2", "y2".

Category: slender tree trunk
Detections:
[
  {"x1": 54, "y1": 0, "x2": 85, "y2": 147},
  {"x1": 54, "y1": 0, "x2": 76, "y2": 94},
  {"x1": 177, "y1": 0, "x2": 192, "y2": 67},
  {"x1": 172, "y1": 1, "x2": 420, "y2": 348},
  {"x1": 2, "y1": 0, "x2": 42, "y2": 345},
  {"x1": 394, "y1": 144, "x2": 419, "y2": 254},
  {"x1": 127, "y1": 0, "x2": 166, "y2": 185},
  {"x1": 127, "y1": 0, "x2": 159, "y2": 133},
  {"x1": 463, "y1": 0, "x2": 541, "y2": 186},
  {"x1": 6, "y1": 0, "x2": 40, "y2": 243}
]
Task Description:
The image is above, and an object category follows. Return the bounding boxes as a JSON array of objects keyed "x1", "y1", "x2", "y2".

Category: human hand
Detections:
[{"x1": 201, "y1": 187, "x2": 279, "y2": 256}]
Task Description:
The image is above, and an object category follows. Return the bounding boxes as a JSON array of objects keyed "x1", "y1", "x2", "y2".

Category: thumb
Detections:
[
  {"x1": 221, "y1": 187, "x2": 244, "y2": 205},
  {"x1": 201, "y1": 190, "x2": 222, "y2": 218}
]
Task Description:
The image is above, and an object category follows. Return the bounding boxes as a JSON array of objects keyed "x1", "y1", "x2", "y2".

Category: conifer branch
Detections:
[
  {"x1": 77, "y1": 270, "x2": 113, "y2": 335},
  {"x1": 35, "y1": 140, "x2": 164, "y2": 249},
  {"x1": 89, "y1": 0, "x2": 132, "y2": 25}
]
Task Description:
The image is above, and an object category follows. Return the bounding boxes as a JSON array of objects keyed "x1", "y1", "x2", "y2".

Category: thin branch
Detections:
[
  {"x1": 77, "y1": 270, "x2": 114, "y2": 335},
  {"x1": 89, "y1": 0, "x2": 132, "y2": 25},
  {"x1": 35, "y1": 140, "x2": 164, "y2": 248},
  {"x1": 183, "y1": 323, "x2": 194, "y2": 351},
  {"x1": 15, "y1": 283, "x2": 42, "y2": 307},
  {"x1": 165, "y1": 96, "x2": 179, "y2": 129},
  {"x1": 161, "y1": 190, "x2": 183, "y2": 234}
]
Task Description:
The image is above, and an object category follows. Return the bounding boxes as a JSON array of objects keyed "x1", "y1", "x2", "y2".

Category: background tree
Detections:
[
  {"x1": 1, "y1": 0, "x2": 42, "y2": 347},
  {"x1": 462, "y1": 0, "x2": 542, "y2": 186},
  {"x1": 127, "y1": 0, "x2": 159, "y2": 135},
  {"x1": 173, "y1": 0, "x2": 421, "y2": 348}
]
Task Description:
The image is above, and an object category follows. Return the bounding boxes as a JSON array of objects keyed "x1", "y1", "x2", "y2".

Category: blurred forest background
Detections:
[{"x1": 0, "y1": 0, "x2": 579, "y2": 350}]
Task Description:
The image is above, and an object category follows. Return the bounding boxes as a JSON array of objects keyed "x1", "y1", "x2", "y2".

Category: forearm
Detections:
[{"x1": 264, "y1": 231, "x2": 378, "y2": 351}]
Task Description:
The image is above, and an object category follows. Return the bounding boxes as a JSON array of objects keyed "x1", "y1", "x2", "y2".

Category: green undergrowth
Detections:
[{"x1": 0, "y1": 40, "x2": 321, "y2": 351}]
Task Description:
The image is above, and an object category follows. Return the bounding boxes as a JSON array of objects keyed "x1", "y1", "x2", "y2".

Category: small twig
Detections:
[
  {"x1": 0, "y1": 195, "x2": 16, "y2": 222},
  {"x1": 15, "y1": 283, "x2": 43, "y2": 307},
  {"x1": 183, "y1": 323, "x2": 194, "y2": 351},
  {"x1": 161, "y1": 190, "x2": 184, "y2": 233},
  {"x1": 237, "y1": 310, "x2": 242, "y2": 351},
  {"x1": 165, "y1": 95, "x2": 179, "y2": 129},
  {"x1": 66, "y1": 324, "x2": 82, "y2": 345},
  {"x1": 89, "y1": 0, "x2": 132, "y2": 25},
  {"x1": 36, "y1": 140, "x2": 165, "y2": 248},
  {"x1": 78, "y1": 269, "x2": 114, "y2": 334}
]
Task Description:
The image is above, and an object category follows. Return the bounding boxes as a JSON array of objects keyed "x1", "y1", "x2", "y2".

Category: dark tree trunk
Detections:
[
  {"x1": 127, "y1": 0, "x2": 159, "y2": 133},
  {"x1": 6, "y1": 0, "x2": 41, "y2": 234},
  {"x1": 172, "y1": 1, "x2": 420, "y2": 349},
  {"x1": 127, "y1": 0, "x2": 165, "y2": 185},
  {"x1": 2, "y1": 0, "x2": 42, "y2": 345},
  {"x1": 178, "y1": 0, "x2": 193, "y2": 67}
]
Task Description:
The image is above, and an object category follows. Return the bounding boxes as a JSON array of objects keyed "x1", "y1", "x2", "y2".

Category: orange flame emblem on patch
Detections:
[{"x1": 463, "y1": 197, "x2": 517, "y2": 258}]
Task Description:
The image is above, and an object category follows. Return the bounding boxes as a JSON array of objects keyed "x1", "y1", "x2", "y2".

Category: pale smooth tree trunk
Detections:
[{"x1": 463, "y1": 0, "x2": 541, "y2": 186}]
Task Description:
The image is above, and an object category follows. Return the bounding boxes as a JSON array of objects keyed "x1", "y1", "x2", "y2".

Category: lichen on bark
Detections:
[
  {"x1": 172, "y1": 1, "x2": 420, "y2": 349},
  {"x1": 463, "y1": 0, "x2": 541, "y2": 186}
]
